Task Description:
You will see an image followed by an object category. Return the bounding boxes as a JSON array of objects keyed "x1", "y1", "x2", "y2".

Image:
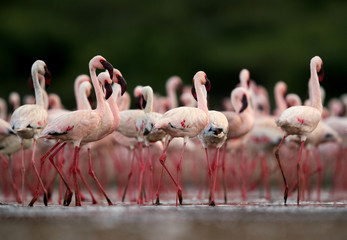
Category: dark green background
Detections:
[{"x1": 1, "y1": 0, "x2": 346, "y2": 110}]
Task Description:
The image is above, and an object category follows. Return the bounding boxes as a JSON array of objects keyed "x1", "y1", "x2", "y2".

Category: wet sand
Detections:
[{"x1": 1, "y1": 199, "x2": 347, "y2": 240}]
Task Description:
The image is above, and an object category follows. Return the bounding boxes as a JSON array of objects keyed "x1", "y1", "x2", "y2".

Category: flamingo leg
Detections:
[
  {"x1": 87, "y1": 147, "x2": 113, "y2": 205},
  {"x1": 72, "y1": 146, "x2": 81, "y2": 206},
  {"x1": 1, "y1": 155, "x2": 22, "y2": 204},
  {"x1": 204, "y1": 148, "x2": 212, "y2": 203},
  {"x1": 297, "y1": 140, "x2": 305, "y2": 206},
  {"x1": 274, "y1": 135, "x2": 289, "y2": 205},
  {"x1": 260, "y1": 154, "x2": 270, "y2": 200},
  {"x1": 155, "y1": 138, "x2": 172, "y2": 205},
  {"x1": 221, "y1": 142, "x2": 228, "y2": 204},
  {"x1": 210, "y1": 147, "x2": 221, "y2": 206},
  {"x1": 76, "y1": 149, "x2": 98, "y2": 204},
  {"x1": 20, "y1": 141, "x2": 25, "y2": 206},
  {"x1": 29, "y1": 142, "x2": 61, "y2": 206},
  {"x1": 29, "y1": 138, "x2": 48, "y2": 206},
  {"x1": 175, "y1": 140, "x2": 187, "y2": 205},
  {"x1": 137, "y1": 141, "x2": 145, "y2": 204},
  {"x1": 122, "y1": 148, "x2": 136, "y2": 202}
]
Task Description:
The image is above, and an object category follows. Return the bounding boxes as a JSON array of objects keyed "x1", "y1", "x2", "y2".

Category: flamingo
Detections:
[
  {"x1": 10, "y1": 60, "x2": 50, "y2": 205},
  {"x1": 221, "y1": 86, "x2": 254, "y2": 201},
  {"x1": 274, "y1": 56, "x2": 324, "y2": 206},
  {"x1": 198, "y1": 110, "x2": 228, "y2": 206},
  {"x1": 36, "y1": 55, "x2": 125, "y2": 206},
  {"x1": 153, "y1": 71, "x2": 210, "y2": 205}
]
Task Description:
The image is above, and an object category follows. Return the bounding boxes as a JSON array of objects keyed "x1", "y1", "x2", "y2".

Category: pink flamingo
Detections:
[
  {"x1": 198, "y1": 110, "x2": 228, "y2": 206},
  {"x1": 274, "y1": 56, "x2": 324, "y2": 206},
  {"x1": 10, "y1": 60, "x2": 50, "y2": 205},
  {"x1": 36, "y1": 55, "x2": 125, "y2": 206},
  {"x1": 221, "y1": 86, "x2": 254, "y2": 201},
  {"x1": 153, "y1": 71, "x2": 210, "y2": 205}
]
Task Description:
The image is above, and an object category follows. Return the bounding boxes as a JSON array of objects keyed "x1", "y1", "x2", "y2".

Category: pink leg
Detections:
[
  {"x1": 29, "y1": 142, "x2": 61, "y2": 206},
  {"x1": 1, "y1": 155, "x2": 22, "y2": 203},
  {"x1": 239, "y1": 144, "x2": 247, "y2": 200},
  {"x1": 221, "y1": 142, "x2": 228, "y2": 203},
  {"x1": 312, "y1": 148, "x2": 322, "y2": 202},
  {"x1": 122, "y1": 148, "x2": 136, "y2": 202},
  {"x1": 204, "y1": 148, "x2": 213, "y2": 202},
  {"x1": 29, "y1": 138, "x2": 49, "y2": 206},
  {"x1": 297, "y1": 141, "x2": 305, "y2": 206},
  {"x1": 137, "y1": 142, "x2": 145, "y2": 204},
  {"x1": 175, "y1": 141, "x2": 187, "y2": 206},
  {"x1": 72, "y1": 146, "x2": 81, "y2": 206},
  {"x1": 146, "y1": 146, "x2": 154, "y2": 205},
  {"x1": 76, "y1": 149, "x2": 98, "y2": 204},
  {"x1": 87, "y1": 147, "x2": 113, "y2": 205},
  {"x1": 274, "y1": 136, "x2": 289, "y2": 205},
  {"x1": 155, "y1": 138, "x2": 172, "y2": 205},
  {"x1": 210, "y1": 147, "x2": 221, "y2": 206},
  {"x1": 20, "y1": 142, "x2": 25, "y2": 206}
]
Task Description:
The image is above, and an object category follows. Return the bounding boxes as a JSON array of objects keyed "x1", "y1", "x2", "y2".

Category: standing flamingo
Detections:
[
  {"x1": 36, "y1": 55, "x2": 125, "y2": 206},
  {"x1": 274, "y1": 56, "x2": 324, "y2": 206},
  {"x1": 153, "y1": 71, "x2": 210, "y2": 205},
  {"x1": 198, "y1": 110, "x2": 228, "y2": 206},
  {"x1": 221, "y1": 86, "x2": 254, "y2": 201},
  {"x1": 10, "y1": 60, "x2": 50, "y2": 205}
]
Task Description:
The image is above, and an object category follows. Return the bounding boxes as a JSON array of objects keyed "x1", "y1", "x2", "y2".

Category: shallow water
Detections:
[{"x1": 1, "y1": 198, "x2": 347, "y2": 240}]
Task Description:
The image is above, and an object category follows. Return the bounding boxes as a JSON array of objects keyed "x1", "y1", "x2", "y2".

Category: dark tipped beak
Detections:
[
  {"x1": 205, "y1": 77, "x2": 211, "y2": 92},
  {"x1": 104, "y1": 81, "x2": 113, "y2": 100},
  {"x1": 135, "y1": 96, "x2": 142, "y2": 109},
  {"x1": 101, "y1": 61, "x2": 114, "y2": 79},
  {"x1": 318, "y1": 68, "x2": 324, "y2": 82},
  {"x1": 239, "y1": 94, "x2": 248, "y2": 113},
  {"x1": 44, "y1": 66, "x2": 52, "y2": 88},
  {"x1": 117, "y1": 75, "x2": 127, "y2": 95},
  {"x1": 191, "y1": 85, "x2": 197, "y2": 101}
]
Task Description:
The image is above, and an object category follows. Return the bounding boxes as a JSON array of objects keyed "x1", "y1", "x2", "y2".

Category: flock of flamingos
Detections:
[{"x1": 0, "y1": 55, "x2": 346, "y2": 208}]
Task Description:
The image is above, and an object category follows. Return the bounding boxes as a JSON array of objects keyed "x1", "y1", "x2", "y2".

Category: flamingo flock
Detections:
[{"x1": 1, "y1": 55, "x2": 346, "y2": 207}]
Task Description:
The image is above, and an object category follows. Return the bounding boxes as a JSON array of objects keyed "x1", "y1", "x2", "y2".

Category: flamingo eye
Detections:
[{"x1": 100, "y1": 59, "x2": 105, "y2": 63}]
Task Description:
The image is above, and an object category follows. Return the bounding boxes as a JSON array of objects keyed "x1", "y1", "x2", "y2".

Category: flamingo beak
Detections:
[
  {"x1": 191, "y1": 85, "x2": 197, "y2": 101},
  {"x1": 318, "y1": 68, "x2": 324, "y2": 82},
  {"x1": 104, "y1": 81, "x2": 113, "y2": 100},
  {"x1": 44, "y1": 66, "x2": 52, "y2": 88},
  {"x1": 205, "y1": 77, "x2": 211, "y2": 93},
  {"x1": 101, "y1": 61, "x2": 114, "y2": 79},
  {"x1": 116, "y1": 75, "x2": 127, "y2": 95},
  {"x1": 239, "y1": 94, "x2": 248, "y2": 113}
]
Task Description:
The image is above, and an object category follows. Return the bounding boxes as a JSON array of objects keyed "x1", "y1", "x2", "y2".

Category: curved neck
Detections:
[
  {"x1": 194, "y1": 80, "x2": 208, "y2": 115},
  {"x1": 144, "y1": 89, "x2": 154, "y2": 113},
  {"x1": 107, "y1": 91, "x2": 120, "y2": 130},
  {"x1": 89, "y1": 66, "x2": 105, "y2": 112},
  {"x1": 274, "y1": 86, "x2": 287, "y2": 116},
  {"x1": 79, "y1": 86, "x2": 92, "y2": 110},
  {"x1": 31, "y1": 70, "x2": 45, "y2": 107},
  {"x1": 309, "y1": 63, "x2": 322, "y2": 113}
]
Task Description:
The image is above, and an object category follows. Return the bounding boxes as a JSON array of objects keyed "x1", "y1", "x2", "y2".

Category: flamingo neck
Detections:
[
  {"x1": 309, "y1": 63, "x2": 322, "y2": 113},
  {"x1": 144, "y1": 89, "x2": 154, "y2": 114},
  {"x1": 275, "y1": 87, "x2": 287, "y2": 115},
  {"x1": 195, "y1": 80, "x2": 209, "y2": 115},
  {"x1": 31, "y1": 70, "x2": 45, "y2": 108},
  {"x1": 79, "y1": 85, "x2": 92, "y2": 110},
  {"x1": 107, "y1": 92, "x2": 120, "y2": 131},
  {"x1": 89, "y1": 67, "x2": 105, "y2": 113}
]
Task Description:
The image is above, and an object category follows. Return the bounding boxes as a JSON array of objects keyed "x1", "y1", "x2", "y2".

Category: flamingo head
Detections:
[
  {"x1": 239, "y1": 69, "x2": 250, "y2": 89},
  {"x1": 191, "y1": 71, "x2": 211, "y2": 101},
  {"x1": 29, "y1": 60, "x2": 51, "y2": 89},
  {"x1": 90, "y1": 55, "x2": 114, "y2": 79},
  {"x1": 112, "y1": 69, "x2": 127, "y2": 96},
  {"x1": 311, "y1": 56, "x2": 324, "y2": 82},
  {"x1": 98, "y1": 72, "x2": 113, "y2": 100}
]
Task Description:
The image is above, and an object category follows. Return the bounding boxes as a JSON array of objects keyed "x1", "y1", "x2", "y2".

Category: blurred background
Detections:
[{"x1": 0, "y1": 0, "x2": 346, "y2": 110}]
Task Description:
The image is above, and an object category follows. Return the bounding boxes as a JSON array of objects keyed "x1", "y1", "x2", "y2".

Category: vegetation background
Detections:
[{"x1": 1, "y1": 0, "x2": 346, "y2": 110}]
